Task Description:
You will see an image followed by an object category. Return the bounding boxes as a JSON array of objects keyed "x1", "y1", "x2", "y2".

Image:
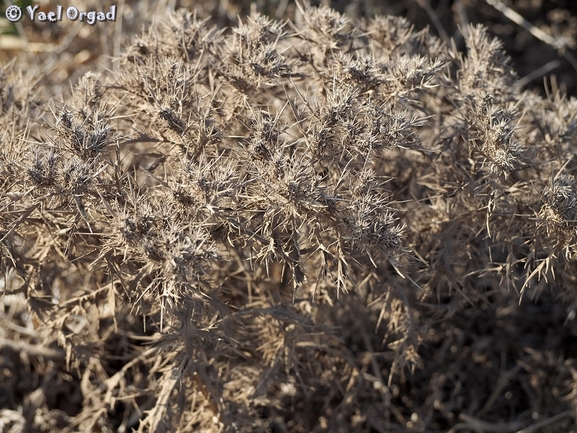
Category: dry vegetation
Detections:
[{"x1": 2, "y1": 1, "x2": 577, "y2": 432}]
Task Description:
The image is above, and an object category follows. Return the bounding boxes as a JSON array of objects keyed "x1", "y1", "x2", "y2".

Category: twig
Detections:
[
  {"x1": 485, "y1": 0, "x2": 559, "y2": 47},
  {"x1": 416, "y1": 0, "x2": 450, "y2": 44},
  {"x1": 477, "y1": 364, "x2": 522, "y2": 417},
  {"x1": 485, "y1": 0, "x2": 577, "y2": 73},
  {"x1": 0, "y1": 337, "x2": 66, "y2": 360},
  {"x1": 516, "y1": 410, "x2": 573, "y2": 433},
  {"x1": 449, "y1": 413, "x2": 525, "y2": 432},
  {"x1": 518, "y1": 60, "x2": 561, "y2": 88}
]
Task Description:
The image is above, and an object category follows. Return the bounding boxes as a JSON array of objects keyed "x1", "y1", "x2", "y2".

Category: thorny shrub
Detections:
[{"x1": 2, "y1": 4, "x2": 577, "y2": 432}]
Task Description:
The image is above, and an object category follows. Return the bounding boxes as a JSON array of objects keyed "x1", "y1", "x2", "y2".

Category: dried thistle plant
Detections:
[{"x1": 2, "y1": 3, "x2": 577, "y2": 432}]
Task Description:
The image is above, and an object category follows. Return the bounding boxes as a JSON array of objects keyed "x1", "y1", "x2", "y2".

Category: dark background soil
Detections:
[{"x1": 3, "y1": 0, "x2": 577, "y2": 95}]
